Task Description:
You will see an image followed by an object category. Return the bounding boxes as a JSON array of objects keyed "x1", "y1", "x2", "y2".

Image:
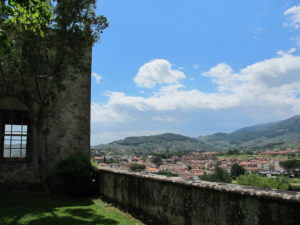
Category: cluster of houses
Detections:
[{"x1": 92, "y1": 150, "x2": 300, "y2": 179}]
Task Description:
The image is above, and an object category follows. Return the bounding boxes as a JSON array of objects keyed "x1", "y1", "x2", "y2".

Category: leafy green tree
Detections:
[
  {"x1": 279, "y1": 160, "x2": 300, "y2": 174},
  {"x1": 105, "y1": 158, "x2": 119, "y2": 164},
  {"x1": 151, "y1": 156, "x2": 162, "y2": 167},
  {"x1": 236, "y1": 174, "x2": 290, "y2": 190},
  {"x1": 200, "y1": 166, "x2": 232, "y2": 183},
  {"x1": 130, "y1": 164, "x2": 146, "y2": 172},
  {"x1": 227, "y1": 149, "x2": 239, "y2": 155},
  {"x1": 1, "y1": 0, "x2": 53, "y2": 34},
  {"x1": 230, "y1": 163, "x2": 245, "y2": 179}
]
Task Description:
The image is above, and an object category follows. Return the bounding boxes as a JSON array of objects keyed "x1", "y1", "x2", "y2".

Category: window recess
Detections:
[{"x1": 0, "y1": 110, "x2": 29, "y2": 160}]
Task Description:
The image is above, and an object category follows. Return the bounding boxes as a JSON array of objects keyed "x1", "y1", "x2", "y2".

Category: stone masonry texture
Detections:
[{"x1": 99, "y1": 168, "x2": 300, "y2": 225}]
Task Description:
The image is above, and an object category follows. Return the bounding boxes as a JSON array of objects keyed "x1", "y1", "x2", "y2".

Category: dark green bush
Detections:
[
  {"x1": 55, "y1": 154, "x2": 99, "y2": 197},
  {"x1": 129, "y1": 163, "x2": 146, "y2": 172},
  {"x1": 200, "y1": 166, "x2": 232, "y2": 183},
  {"x1": 230, "y1": 163, "x2": 245, "y2": 179}
]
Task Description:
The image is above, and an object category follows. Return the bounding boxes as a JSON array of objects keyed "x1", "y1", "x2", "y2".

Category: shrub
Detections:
[
  {"x1": 55, "y1": 154, "x2": 99, "y2": 197},
  {"x1": 236, "y1": 174, "x2": 290, "y2": 190},
  {"x1": 129, "y1": 163, "x2": 146, "y2": 172},
  {"x1": 230, "y1": 163, "x2": 245, "y2": 179},
  {"x1": 200, "y1": 166, "x2": 232, "y2": 183}
]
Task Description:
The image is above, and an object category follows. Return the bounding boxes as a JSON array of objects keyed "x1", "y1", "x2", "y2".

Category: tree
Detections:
[
  {"x1": 130, "y1": 163, "x2": 146, "y2": 172},
  {"x1": 227, "y1": 149, "x2": 239, "y2": 155},
  {"x1": 0, "y1": 0, "x2": 108, "y2": 189},
  {"x1": 1, "y1": 0, "x2": 53, "y2": 36},
  {"x1": 279, "y1": 159, "x2": 300, "y2": 174},
  {"x1": 151, "y1": 156, "x2": 162, "y2": 167},
  {"x1": 200, "y1": 166, "x2": 232, "y2": 183},
  {"x1": 230, "y1": 163, "x2": 245, "y2": 179}
]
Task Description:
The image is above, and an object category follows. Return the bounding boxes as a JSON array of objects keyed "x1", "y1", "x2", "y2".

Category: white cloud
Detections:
[
  {"x1": 133, "y1": 59, "x2": 186, "y2": 88},
  {"x1": 91, "y1": 103, "x2": 129, "y2": 123},
  {"x1": 102, "y1": 84, "x2": 237, "y2": 112},
  {"x1": 277, "y1": 48, "x2": 296, "y2": 56},
  {"x1": 91, "y1": 53, "x2": 300, "y2": 144},
  {"x1": 92, "y1": 73, "x2": 102, "y2": 84},
  {"x1": 203, "y1": 53, "x2": 300, "y2": 92},
  {"x1": 284, "y1": 5, "x2": 300, "y2": 29}
]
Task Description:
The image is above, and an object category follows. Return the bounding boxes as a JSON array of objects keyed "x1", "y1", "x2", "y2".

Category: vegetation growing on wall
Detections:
[{"x1": 0, "y1": 0, "x2": 108, "y2": 188}]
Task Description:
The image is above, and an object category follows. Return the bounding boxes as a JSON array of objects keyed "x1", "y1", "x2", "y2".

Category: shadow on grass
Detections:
[
  {"x1": 0, "y1": 193, "x2": 119, "y2": 225},
  {"x1": 64, "y1": 208, "x2": 96, "y2": 218},
  {"x1": 25, "y1": 215, "x2": 118, "y2": 225}
]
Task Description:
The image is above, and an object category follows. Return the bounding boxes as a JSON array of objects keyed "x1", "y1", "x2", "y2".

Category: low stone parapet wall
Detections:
[{"x1": 99, "y1": 168, "x2": 300, "y2": 225}]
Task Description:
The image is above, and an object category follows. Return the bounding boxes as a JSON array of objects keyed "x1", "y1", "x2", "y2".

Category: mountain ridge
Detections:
[{"x1": 93, "y1": 114, "x2": 300, "y2": 154}]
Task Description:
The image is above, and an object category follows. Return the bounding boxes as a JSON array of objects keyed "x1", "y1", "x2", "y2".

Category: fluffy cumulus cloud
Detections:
[
  {"x1": 91, "y1": 55, "x2": 300, "y2": 144},
  {"x1": 203, "y1": 51, "x2": 300, "y2": 92},
  {"x1": 133, "y1": 59, "x2": 186, "y2": 88},
  {"x1": 202, "y1": 53, "x2": 300, "y2": 115},
  {"x1": 285, "y1": 5, "x2": 300, "y2": 29}
]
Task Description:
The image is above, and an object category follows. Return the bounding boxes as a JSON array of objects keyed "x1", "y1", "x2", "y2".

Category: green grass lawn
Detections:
[{"x1": 0, "y1": 193, "x2": 145, "y2": 225}]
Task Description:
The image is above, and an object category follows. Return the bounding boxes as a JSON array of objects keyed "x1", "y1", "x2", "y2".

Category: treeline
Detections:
[{"x1": 200, "y1": 160, "x2": 300, "y2": 190}]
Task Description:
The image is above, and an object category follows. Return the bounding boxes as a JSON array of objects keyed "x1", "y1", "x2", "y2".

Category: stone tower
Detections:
[{"x1": 0, "y1": 34, "x2": 91, "y2": 187}]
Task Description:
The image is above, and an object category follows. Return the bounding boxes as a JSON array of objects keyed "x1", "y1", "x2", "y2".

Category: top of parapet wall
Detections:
[{"x1": 99, "y1": 167, "x2": 300, "y2": 203}]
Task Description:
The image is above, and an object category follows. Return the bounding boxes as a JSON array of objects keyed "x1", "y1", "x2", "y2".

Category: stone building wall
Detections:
[
  {"x1": 0, "y1": 49, "x2": 91, "y2": 184},
  {"x1": 99, "y1": 168, "x2": 300, "y2": 225},
  {"x1": 46, "y1": 52, "x2": 91, "y2": 169}
]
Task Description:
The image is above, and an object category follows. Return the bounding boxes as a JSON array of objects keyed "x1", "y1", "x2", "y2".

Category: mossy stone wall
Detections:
[{"x1": 99, "y1": 168, "x2": 300, "y2": 225}]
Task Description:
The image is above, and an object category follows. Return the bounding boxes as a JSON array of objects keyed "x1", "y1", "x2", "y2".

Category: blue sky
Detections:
[{"x1": 90, "y1": 0, "x2": 300, "y2": 144}]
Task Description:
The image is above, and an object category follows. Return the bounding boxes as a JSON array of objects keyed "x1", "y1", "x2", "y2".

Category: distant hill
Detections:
[
  {"x1": 93, "y1": 115, "x2": 300, "y2": 154},
  {"x1": 198, "y1": 114, "x2": 300, "y2": 151},
  {"x1": 93, "y1": 133, "x2": 208, "y2": 155}
]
